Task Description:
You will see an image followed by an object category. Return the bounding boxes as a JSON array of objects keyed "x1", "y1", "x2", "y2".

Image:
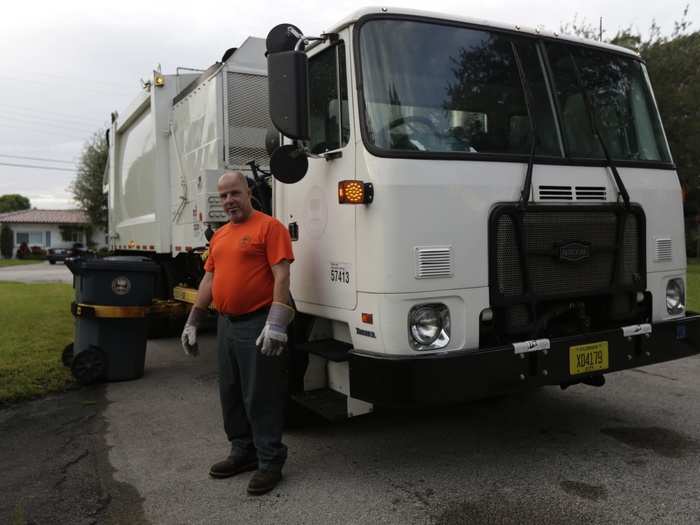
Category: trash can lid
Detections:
[{"x1": 67, "y1": 256, "x2": 160, "y2": 275}]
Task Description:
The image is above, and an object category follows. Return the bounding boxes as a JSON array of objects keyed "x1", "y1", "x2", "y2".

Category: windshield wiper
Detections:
[
  {"x1": 511, "y1": 43, "x2": 537, "y2": 209},
  {"x1": 568, "y1": 51, "x2": 630, "y2": 208}
]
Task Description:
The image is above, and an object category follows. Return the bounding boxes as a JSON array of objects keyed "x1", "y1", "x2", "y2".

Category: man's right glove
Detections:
[
  {"x1": 256, "y1": 302, "x2": 295, "y2": 356},
  {"x1": 181, "y1": 306, "x2": 207, "y2": 357}
]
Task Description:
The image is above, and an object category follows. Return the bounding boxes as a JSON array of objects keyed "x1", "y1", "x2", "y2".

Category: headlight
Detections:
[
  {"x1": 408, "y1": 304, "x2": 450, "y2": 350},
  {"x1": 666, "y1": 278, "x2": 685, "y2": 315}
]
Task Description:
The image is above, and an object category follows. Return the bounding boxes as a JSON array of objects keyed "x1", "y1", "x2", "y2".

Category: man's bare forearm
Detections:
[
  {"x1": 194, "y1": 272, "x2": 214, "y2": 310},
  {"x1": 270, "y1": 261, "x2": 290, "y2": 305}
]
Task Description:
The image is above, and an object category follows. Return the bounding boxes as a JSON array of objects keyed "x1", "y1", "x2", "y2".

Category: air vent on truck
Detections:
[
  {"x1": 415, "y1": 246, "x2": 453, "y2": 279},
  {"x1": 537, "y1": 185, "x2": 607, "y2": 201},
  {"x1": 575, "y1": 186, "x2": 607, "y2": 201},
  {"x1": 538, "y1": 186, "x2": 572, "y2": 200},
  {"x1": 654, "y1": 238, "x2": 672, "y2": 261},
  {"x1": 226, "y1": 72, "x2": 274, "y2": 168}
]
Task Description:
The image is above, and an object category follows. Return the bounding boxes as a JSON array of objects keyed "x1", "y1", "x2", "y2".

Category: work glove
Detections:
[
  {"x1": 256, "y1": 302, "x2": 295, "y2": 356},
  {"x1": 181, "y1": 306, "x2": 207, "y2": 357}
]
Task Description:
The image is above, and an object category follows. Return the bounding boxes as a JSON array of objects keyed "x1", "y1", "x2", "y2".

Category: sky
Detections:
[{"x1": 0, "y1": 0, "x2": 695, "y2": 209}]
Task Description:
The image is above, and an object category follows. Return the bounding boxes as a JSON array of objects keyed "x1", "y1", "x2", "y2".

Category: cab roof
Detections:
[{"x1": 325, "y1": 6, "x2": 639, "y2": 59}]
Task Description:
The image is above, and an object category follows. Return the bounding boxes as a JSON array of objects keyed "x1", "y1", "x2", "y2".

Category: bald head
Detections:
[
  {"x1": 218, "y1": 171, "x2": 247, "y2": 188},
  {"x1": 217, "y1": 171, "x2": 253, "y2": 224}
]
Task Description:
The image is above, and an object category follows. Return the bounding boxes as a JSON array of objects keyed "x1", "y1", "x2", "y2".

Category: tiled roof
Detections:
[{"x1": 0, "y1": 209, "x2": 90, "y2": 225}]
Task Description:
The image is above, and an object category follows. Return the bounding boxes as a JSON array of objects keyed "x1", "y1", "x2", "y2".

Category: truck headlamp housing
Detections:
[
  {"x1": 666, "y1": 278, "x2": 685, "y2": 315},
  {"x1": 408, "y1": 304, "x2": 450, "y2": 350}
]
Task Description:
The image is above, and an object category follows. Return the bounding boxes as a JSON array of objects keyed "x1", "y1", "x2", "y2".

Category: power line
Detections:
[
  {"x1": 0, "y1": 161, "x2": 76, "y2": 172},
  {"x1": 0, "y1": 105, "x2": 103, "y2": 127},
  {"x1": 10, "y1": 68, "x2": 134, "y2": 91},
  {"x1": 0, "y1": 154, "x2": 76, "y2": 164},
  {"x1": 0, "y1": 121, "x2": 90, "y2": 141},
  {"x1": 0, "y1": 102, "x2": 105, "y2": 125},
  {"x1": 0, "y1": 113, "x2": 97, "y2": 133},
  {"x1": 0, "y1": 74, "x2": 132, "y2": 97}
]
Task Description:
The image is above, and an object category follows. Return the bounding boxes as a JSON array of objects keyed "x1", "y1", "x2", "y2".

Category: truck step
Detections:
[
  {"x1": 296, "y1": 339, "x2": 352, "y2": 362},
  {"x1": 291, "y1": 389, "x2": 348, "y2": 422}
]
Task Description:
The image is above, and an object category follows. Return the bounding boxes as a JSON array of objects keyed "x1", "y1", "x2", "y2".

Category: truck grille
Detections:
[{"x1": 489, "y1": 205, "x2": 645, "y2": 332}]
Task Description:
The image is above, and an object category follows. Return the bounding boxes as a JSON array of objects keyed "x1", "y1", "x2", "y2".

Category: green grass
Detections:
[
  {"x1": 0, "y1": 259, "x2": 43, "y2": 267},
  {"x1": 0, "y1": 282, "x2": 74, "y2": 403}
]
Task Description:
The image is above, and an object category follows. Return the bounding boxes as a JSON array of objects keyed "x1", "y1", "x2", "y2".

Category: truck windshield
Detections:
[
  {"x1": 358, "y1": 18, "x2": 671, "y2": 163},
  {"x1": 546, "y1": 42, "x2": 671, "y2": 162}
]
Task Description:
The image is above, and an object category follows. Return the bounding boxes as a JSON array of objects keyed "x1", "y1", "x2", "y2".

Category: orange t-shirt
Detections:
[{"x1": 204, "y1": 211, "x2": 294, "y2": 316}]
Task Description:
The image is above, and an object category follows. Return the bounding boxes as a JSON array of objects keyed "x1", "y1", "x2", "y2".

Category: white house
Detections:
[{"x1": 0, "y1": 209, "x2": 106, "y2": 258}]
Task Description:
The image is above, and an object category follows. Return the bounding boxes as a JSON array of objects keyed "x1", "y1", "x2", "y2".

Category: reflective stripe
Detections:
[{"x1": 72, "y1": 303, "x2": 148, "y2": 319}]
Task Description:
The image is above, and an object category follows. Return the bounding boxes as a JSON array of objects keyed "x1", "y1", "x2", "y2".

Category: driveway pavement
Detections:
[
  {"x1": 3, "y1": 333, "x2": 700, "y2": 524},
  {"x1": 0, "y1": 261, "x2": 73, "y2": 283}
]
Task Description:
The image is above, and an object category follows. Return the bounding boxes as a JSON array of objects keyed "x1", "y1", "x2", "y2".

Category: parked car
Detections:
[{"x1": 47, "y1": 243, "x2": 92, "y2": 264}]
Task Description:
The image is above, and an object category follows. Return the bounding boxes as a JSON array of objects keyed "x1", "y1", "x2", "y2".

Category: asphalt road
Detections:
[
  {"x1": 3, "y1": 334, "x2": 700, "y2": 524},
  {"x1": 0, "y1": 261, "x2": 73, "y2": 283}
]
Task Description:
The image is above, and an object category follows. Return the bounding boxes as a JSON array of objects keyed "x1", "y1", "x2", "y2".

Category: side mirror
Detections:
[
  {"x1": 266, "y1": 24, "x2": 309, "y2": 141},
  {"x1": 267, "y1": 51, "x2": 309, "y2": 140},
  {"x1": 270, "y1": 145, "x2": 308, "y2": 184}
]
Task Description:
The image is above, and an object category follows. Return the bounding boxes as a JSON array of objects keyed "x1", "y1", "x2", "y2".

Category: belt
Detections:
[{"x1": 223, "y1": 305, "x2": 270, "y2": 323}]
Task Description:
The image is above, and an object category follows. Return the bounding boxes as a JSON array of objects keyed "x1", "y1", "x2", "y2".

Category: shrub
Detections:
[
  {"x1": 0, "y1": 224, "x2": 12, "y2": 258},
  {"x1": 16, "y1": 245, "x2": 46, "y2": 260},
  {"x1": 29, "y1": 246, "x2": 47, "y2": 258},
  {"x1": 16, "y1": 242, "x2": 30, "y2": 259}
]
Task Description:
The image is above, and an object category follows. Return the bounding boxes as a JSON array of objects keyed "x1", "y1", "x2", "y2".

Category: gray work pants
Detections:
[{"x1": 216, "y1": 310, "x2": 288, "y2": 472}]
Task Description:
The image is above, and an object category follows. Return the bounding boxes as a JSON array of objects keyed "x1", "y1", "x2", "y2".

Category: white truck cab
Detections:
[{"x1": 263, "y1": 8, "x2": 700, "y2": 413}]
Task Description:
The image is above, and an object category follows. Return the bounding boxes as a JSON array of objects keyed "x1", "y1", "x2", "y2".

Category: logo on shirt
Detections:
[{"x1": 239, "y1": 235, "x2": 252, "y2": 248}]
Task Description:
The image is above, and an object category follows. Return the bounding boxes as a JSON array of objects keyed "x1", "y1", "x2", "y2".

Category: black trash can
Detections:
[{"x1": 66, "y1": 256, "x2": 160, "y2": 384}]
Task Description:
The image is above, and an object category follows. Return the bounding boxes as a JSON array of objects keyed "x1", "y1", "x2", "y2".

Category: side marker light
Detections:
[{"x1": 338, "y1": 180, "x2": 373, "y2": 204}]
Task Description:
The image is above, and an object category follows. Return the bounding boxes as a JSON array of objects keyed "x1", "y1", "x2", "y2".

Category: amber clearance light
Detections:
[{"x1": 338, "y1": 180, "x2": 374, "y2": 205}]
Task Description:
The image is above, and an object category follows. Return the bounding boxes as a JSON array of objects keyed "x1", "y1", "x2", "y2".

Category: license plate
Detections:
[{"x1": 569, "y1": 341, "x2": 609, "y2": 375}]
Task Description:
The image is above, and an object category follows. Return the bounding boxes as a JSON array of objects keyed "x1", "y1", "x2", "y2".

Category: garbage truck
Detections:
[
  {"x1": 106, "y1": 36, "x2": 274, "y2": 297},
  {"x1": 259, "y1": 7, "x2": 700, "y2": 418},
  {"x1": 105, "y1": 8, "x2": 700, "y2": 420}
]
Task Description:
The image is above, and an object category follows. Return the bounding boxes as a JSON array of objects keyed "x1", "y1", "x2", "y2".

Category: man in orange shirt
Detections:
[{"x1": 180, "y1": 171, "x2": 295, "y2": 495}]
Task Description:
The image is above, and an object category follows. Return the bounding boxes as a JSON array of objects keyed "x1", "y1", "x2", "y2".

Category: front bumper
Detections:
[{"x1": 348, "y1": 314, "x2": 700, "y2": 405}]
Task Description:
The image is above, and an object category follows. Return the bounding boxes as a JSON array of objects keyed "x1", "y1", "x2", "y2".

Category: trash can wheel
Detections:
[
  {"x1": 61, "y1": 343, "x2": 74, "y2": 367},
  {"x1": 71, "y1": 346, "x2": 107, "y2": 385}
]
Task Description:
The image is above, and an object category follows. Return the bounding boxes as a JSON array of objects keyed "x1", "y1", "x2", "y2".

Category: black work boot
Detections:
[
  {"x1": 247, "y1": 469, "x2": 282, "y2": 495},
  {"x1": 209, "y1": 456, "x2": 257, "y2": 479}
]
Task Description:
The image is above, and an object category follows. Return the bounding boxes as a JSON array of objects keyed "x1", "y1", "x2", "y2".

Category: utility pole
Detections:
[{"x1": 599, "y1": 17, "x2": 603, "y2": 41}]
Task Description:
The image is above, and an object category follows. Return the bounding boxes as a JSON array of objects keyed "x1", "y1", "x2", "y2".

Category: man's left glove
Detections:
[
  {"x1": 256, "y1": 302, "x2": 295, "y2": 356},
  {"x1": 181, "y1": 306, "x2": 207, "y2": 357}
]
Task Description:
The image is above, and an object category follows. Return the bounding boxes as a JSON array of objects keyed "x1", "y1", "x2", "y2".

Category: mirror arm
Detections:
[
  {"x1": 294, "y1": 33, "x2": 339, "y2": 52},
  {"x1": 295, "y1": 140, "x2": 323, "y2": 160}
]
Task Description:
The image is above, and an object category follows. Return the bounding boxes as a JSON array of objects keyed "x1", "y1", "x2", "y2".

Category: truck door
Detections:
[{"x1": 280, "y1": 37, "x2": 357, "y2": 310}]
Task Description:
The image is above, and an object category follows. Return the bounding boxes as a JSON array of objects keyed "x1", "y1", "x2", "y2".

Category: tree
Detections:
[
  {"x1": 0, "y1": 224, "x2": 13, "y2": 258},
  {"x1": 0, "y1": 194, "x2": 30, "y2": 213},
  {"x1": 71, "y1": 130, "x2": 108, "y2": 229}
]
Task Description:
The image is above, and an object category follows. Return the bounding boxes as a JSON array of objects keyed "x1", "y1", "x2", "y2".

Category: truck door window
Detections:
[{"x1": 308, "y1": 42, "x2": 350, "y2": 154}]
